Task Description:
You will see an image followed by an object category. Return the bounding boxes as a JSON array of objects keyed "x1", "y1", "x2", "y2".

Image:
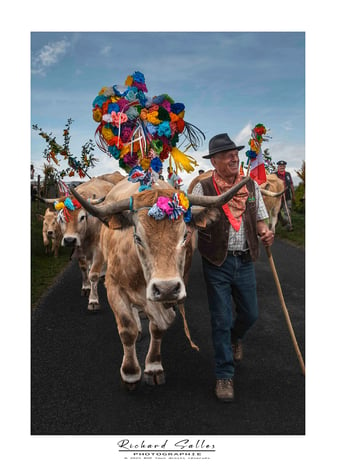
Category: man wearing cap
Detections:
[
  {"x1": 192, "y1": 133, "x2": 274, "y2": 402},
  {"x1": 274, "y1": 160, "x2": 295, "y2": 231}
]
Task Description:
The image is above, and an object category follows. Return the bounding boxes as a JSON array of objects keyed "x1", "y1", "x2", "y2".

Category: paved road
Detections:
[{"x1": 31, "y1": 239, "x2": 305, "y2": 435}]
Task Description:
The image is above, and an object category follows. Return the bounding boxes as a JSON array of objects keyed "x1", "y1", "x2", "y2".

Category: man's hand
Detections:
[{"x1": 257, "y1": 221, "x2": 274, "y2": 247}]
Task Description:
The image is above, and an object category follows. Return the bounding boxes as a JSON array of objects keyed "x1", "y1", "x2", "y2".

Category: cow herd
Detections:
[{"x1": 35, "y1": 171, "x2": 283, "y2": 389}]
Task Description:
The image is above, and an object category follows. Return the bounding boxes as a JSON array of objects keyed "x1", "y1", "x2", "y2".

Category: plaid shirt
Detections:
[{"x1": 192, "y1": 180, "x2": 269, "y2": 251}]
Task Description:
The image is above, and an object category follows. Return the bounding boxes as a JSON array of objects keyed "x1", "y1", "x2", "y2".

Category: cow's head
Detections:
[
  {"x1": 37, "y1": 208, "x2": 59, "y2": 239},
  {"x1": 70, "y1": 177, "x2": 249, "y2": 303},
  {"x1": 39, "y1": 195, "x2": 106, "y2": 247}
]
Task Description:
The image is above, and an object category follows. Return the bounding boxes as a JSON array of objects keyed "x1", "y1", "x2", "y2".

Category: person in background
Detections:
[
  {"x1": 192, "y1": 133, "x2": 274, "y2": 402},
  {"x1": 274, "y1": 160, "x2": 295, "y2": 231},
  {"x1": 167, "y1": 166, "x2": 183, "y2": 189}
]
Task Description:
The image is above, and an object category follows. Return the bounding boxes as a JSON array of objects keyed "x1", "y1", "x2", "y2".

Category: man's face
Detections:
[
  {"x1": 211, "y1": 150, "x2": 239, "y2": 179},
  {"x1": 278, "y1": 164, "x2": 286, "y2": 174}
]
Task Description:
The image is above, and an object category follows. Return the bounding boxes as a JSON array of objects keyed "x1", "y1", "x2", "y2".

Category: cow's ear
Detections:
[
  {"x1": 191, "y1": 208, "x2": 220, "y2": 229},
  {"x1": 36, "y1": 214, "x2": 44, "y2": 221}
]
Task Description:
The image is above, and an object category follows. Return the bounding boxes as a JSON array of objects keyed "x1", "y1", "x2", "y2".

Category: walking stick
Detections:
[
  {"x1": 282, "y1": 193, "x2": 293, "y2": 229},
  {"x1": 265, "y1": 245, "x2": 305, "y2": 376},
  {"x1": 244, "y1": 143, "x2": 304, "y2": 375}
]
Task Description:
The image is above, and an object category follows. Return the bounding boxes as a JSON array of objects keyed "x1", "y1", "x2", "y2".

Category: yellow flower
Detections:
[
  {"x1": 99, "y1": 87, "x2": 108, "y2": 95},
  {"x1": 178, "y1": 192, "x2": 189, "y2": 210},
  {"x1": 140, "y1": 158, "x2": 151, "y2": 170},
  {"x1": 101, "y1": 127, "x2": 114, "y2": 142},
  {"x1": 147, "y1": 111, "x2": 161, "y2": 125},
  {"x1": 92, "y1": 107, "x2": 102, "y2": 122},
  {"x1": 125, "y1": 75, "x2": 133, "y2": 86},
  {"x1": 120, "y1": 145, "x2": 130, "y2": 157},
  {"x1": 54, "y1": 201, "x2": 65, "y2": 211}
]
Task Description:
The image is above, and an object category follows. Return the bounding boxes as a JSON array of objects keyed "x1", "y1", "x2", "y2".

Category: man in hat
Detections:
[
  {"x1": 192, "y1": 133, "x2": 274, "y2": 402},
  {"x1": 274, "y1": 160, "x2": 295, "y2": 231}
]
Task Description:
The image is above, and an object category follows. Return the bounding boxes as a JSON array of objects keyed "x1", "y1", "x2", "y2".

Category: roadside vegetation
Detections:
[{"x1": 31, "y1": 200, "x2": 70, "y2": 308}]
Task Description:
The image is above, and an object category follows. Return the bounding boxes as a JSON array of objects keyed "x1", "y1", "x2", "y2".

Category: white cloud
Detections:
[{"x1": 31, "y1": 39, "x2": 69, "y2": 76}]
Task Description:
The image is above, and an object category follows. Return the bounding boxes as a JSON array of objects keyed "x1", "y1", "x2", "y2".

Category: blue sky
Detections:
[{"x1": 31, "y1": 31, "x2": 305, "y2": 186}]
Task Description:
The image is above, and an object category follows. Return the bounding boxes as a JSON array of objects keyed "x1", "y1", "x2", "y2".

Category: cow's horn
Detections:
[
  {"x1": 35, "y1": 196, "x2": 60, "y2": 204},
  {"x1": 187, "y1": 176, "x2": 250, "y2": 207},
  {"x1": 260, "y1": 188, "x2": 285, "y2": 197},
  {"x1": 69, "y1": 186, "x2": 130, "y2": 218}
]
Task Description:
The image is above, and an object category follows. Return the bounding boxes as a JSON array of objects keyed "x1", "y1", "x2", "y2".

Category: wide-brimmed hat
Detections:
[{"x1": 202, "y1": 133, "x2": 245, "y2": 159}]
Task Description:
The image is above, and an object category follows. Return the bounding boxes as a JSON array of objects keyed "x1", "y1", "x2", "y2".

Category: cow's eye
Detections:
[
  {"x1": 79, "y1": 214, "x2": 87, "y2": 222},
  {"x1": 134, "y1": 233, "x2": 142, "y2": 246},
  {"x1": 182, "y1": 232, "x2": 188, "y2": 244}
]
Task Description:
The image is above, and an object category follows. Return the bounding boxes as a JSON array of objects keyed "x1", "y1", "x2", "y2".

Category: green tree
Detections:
[{"x1": 294, "y1": 161, "x2": 305, "y2": 213}]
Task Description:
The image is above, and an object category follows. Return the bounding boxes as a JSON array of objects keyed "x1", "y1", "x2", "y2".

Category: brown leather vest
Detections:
[{"x1": 197, "y1": 176, "x2": 259, "y2": 266}]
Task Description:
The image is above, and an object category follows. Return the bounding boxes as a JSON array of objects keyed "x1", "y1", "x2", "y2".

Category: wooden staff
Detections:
[{"x1": 265, "y1": 246, "x2": 305, "y2": 375}]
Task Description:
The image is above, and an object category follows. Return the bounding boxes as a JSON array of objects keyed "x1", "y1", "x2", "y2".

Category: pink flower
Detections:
[
  {"x1": 156, "y1": 197, "x2": 173, "y2": 216},
  {"x1": 111, "y1": 111, "x2": 128, "y2": 126}
]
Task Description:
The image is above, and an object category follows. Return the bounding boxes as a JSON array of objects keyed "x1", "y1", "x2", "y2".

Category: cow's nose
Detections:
[
  {"x1": 150, "y1": 279, "x2": 183, "y2": 302},
  {"x1": 47, "y1": 231, "x2": 53, "y2": 236},
  {"x1": 63, "y1": 236, "x2": 77, "y2": 246}
]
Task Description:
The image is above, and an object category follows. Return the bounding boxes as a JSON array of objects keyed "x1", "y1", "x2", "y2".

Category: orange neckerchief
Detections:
[{"x1": 212, "y1": 170, "x2": 249, "y2": 231}]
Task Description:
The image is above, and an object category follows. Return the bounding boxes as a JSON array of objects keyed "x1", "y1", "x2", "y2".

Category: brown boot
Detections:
[
  {"x1": 232, "y1": 340, "x2": 243, "y2": 363},
  {"x1": 215, "y1": 378, "x2": 234, "y2": 402}
]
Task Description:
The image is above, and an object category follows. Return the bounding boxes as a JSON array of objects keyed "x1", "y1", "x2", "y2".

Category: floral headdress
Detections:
[
  {"x1": 54, "y1": 197, "x2": 82, "y2": 223},
  {"x1": 92, "y1": 71, "x2": 205, "y2": 189},
  {"x1": 148, "y1": 192, "x2": 191, "y2": 222}
]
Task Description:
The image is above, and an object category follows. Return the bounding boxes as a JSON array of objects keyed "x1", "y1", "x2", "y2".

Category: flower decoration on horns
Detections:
[
  {"x1": 148, "y1": 192, "x2": 191, "y2": 221},
  {"x1": 54, "y1": 197, "x2": 82, "y2": 223},
  {"x1": 92, "y1": 71, "x2": 205, "y2": 189}
]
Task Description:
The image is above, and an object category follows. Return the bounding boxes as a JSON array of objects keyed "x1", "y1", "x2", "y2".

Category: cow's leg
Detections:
[
  {"x1": 88, "y1": 249, "x2": 105, "y2": 311},
  {"x1": 78, "y1": 256, "x2": 91, "y2": 296},
  {"x1": 43, "y1": 233, "x2": 50, "y2": 255},
  {"x1": 144, "y1": 306, "x2": 176, "y2": 386},
  {"x1": 106, "y1": 286, "x2": 142, "y2": 389},
  {"x1": 131, "y1": 305, "x2": 143, "y2": 341},
  {"x1": 144, "y1": 321, "x2": 165, "y2": 385}
]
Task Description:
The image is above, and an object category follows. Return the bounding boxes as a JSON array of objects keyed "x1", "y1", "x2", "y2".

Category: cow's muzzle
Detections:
[
  {"x1": 147, "y1": 278, "x2": 186, "y2": 303},
  {"x1": 62, "y1": 236, "x2": 80, "y2": 247}
]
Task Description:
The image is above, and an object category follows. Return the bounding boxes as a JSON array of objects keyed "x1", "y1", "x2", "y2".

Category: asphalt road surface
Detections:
[{"x1": 31, "y1": 239, "x2": 305, "y2": 435}]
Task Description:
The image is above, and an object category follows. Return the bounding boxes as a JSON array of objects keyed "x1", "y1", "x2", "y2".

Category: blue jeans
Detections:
[{"x1": 202, "y1": 254, "x2": 259, "y2": 379}]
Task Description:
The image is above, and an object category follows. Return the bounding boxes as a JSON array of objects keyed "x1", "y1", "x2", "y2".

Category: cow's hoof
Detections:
[
  {"x1": 144, "y1": 371, "x2": 166, "y2": 386},
  {"x1": 88, "y1": 302, "x2": 101, "y2": 311},
  {"x1": 121, "y1": 379, "x2": 141, "y2": 392},
  {"x1": 81, "y1": 288, "x2": 90, "y2": 297}
]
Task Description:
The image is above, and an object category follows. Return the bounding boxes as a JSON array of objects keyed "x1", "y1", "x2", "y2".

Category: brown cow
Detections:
[
  {"x1": 42, "y1": 176, "x2": 119, "y2": 310},
  {"x1": 70, "y1": 176, "x2": 249, "y2": 388},
  {"x1": 260, "y1": 174, "x2": 285, "y2": 233},
  {"x1": 37, "y1": 207, "x2": 62, "y2": 257}
]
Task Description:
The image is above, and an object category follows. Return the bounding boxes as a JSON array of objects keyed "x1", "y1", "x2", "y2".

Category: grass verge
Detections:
[{"x1": 31, "y1": 201, "x2": 70, "y2": 309}]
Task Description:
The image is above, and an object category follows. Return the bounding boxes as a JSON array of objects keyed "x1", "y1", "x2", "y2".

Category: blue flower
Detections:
[
  {"x1": 108, "y1": 103, "x2": 120, "y2": 113},
  {"x1": 64, "y1": 197, "x2": 75, "y2": 211},
  {"x1": 132, "y1": 71, "x2": 145, "y2": 83},
  {"x1": 146, "y1": 123, "x2": 158, "y2": 136},
  {"x1": 171, "y1": 102, "x2": 185, "y2": 114},
  {"x1": 157, "y1": 121, "x2": 171, "y2": 138},
  {"x1": 150, "y1": 157, "x2": 163, "y2": 173},
  {"x1": 108, "y1": 145, "x2": 121, "y2": 159},
  {"x1": 92, "y1": 95, "x2": 107, "y2": 108}
]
